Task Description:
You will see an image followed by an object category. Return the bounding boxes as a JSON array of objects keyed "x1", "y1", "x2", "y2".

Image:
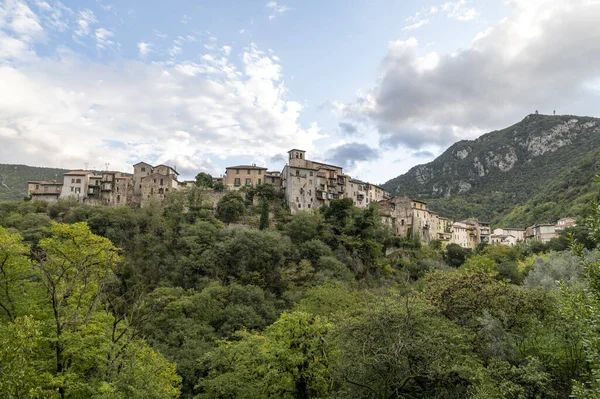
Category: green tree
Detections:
[
  {"x1": 259, "y1": 198, "x2": 269, "y2": 230},
  {"x1": 195, "y1": 172, "x2": 213, "y2": 188},
  {"x1": 216, "y1": 192, "x2": 245, "y2": 224},
  {"x1": 198, "y1": 311, "x2": 333, "y2": 399}
]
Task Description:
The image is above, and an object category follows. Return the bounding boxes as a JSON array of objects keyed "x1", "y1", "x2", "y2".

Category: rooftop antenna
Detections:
[
  {"x1": 85, "y1": 162, "x2": 89, "y2": 170},
  {"x1": 105, "y1": 162, "x2": 110, "y2": 171}
]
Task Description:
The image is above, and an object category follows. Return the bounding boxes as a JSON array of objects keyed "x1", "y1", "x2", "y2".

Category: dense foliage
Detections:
[{"x1": 1, "y1": 182, "x2": 600, "y2": 398}]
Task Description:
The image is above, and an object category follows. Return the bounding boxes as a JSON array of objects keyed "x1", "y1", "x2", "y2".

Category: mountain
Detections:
[
  {"x1": 0, "y1": 164, "x2": 70, "y2": 201},
  {"x1": 382, "y1": 114, "x2": 600, "y2": 228}
]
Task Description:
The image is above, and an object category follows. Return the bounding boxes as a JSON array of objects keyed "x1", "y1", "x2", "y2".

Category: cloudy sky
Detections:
[{"x1": 1, "y1": 0, "x2": 599, "y2": 183}]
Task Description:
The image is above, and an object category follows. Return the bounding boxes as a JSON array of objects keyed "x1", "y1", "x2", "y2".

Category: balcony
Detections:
[{"x1": 101, "y1": 183, "x2": 112, "y2": 191}]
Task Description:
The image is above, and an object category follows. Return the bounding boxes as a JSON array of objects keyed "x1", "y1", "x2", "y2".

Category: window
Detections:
[
  {"x1": 160, "y1": 178, "x2": 164, "y2": 186},
  {"x1": 71, "y1": 178, "x2": 75, "y2": 183},
  {"x1": 295, "y1": 153, "x2": 299, "y2": 158},
  {"x1": 152, "y1": 179, "x2": 156, "y2": 183},
  {"x1": 296, "y1": 197, "x2": 299, "y2": 202},
  {"x1": 309, "y1": 171, "x2": 313, "y2": 176},
  {"x1": 296, "y1": 170, "x2": 299, "y2": 176},
  {"x1": 401, "y1": 220, "x2": 405, "y2": 226},
  {"x1": 245, "y1": 178, "x2": 251, "y2": 185},
  {"x1": 117, "y1": 195, "x2": 120, "y2": 202},
  {"x1": 271, "y1": 177, "x2": 275, "y2": 183},
  {"x1": 35, "y1": 184, "x2": 39, "y2": 189},
  {"x1": 248, "y1": 169, "x2": 251, "y2": 174},
  {"x1": 76, "y1": 178, "x2": 81, "y2": 184},
  {"x1": 158, "y1": 188, "x2": 164, "y2": 194},
  {"x1": 258, "y1": 178, "x2": 261, "y2": 185},
  {"x1": 300, "y1": 153, "x2": 303, "y2": 159},
  {"x1": 234, "y1": 178, "x2": 241, "y2": 186},
  {"x1": 141, "y1": 167, "x2": 146, "y2": 172},
  {"x1": 298, "y1": 204, "x2": 301, "y2": 208},
  {"x1": 75, "y1": 187, "x2": 80, "y2": 193},
  {"x1": 70, "y1": 187, "x2": 74, "y2": 192},
  {"x1": 308, "y1": 190, "x2": 312, "y2": 195},
  {"x1": 308, "y1": 204, "x2": 311, "y2": 208},
  {"x1": 139, "y1": 184, "x2": 142, "y2": 189},
  {"x1": 236, "y1": 169, "x2": 240, "y2": 174},
  {"x1": 258, "y1": 170, "x2": 262, "y2": 175}
]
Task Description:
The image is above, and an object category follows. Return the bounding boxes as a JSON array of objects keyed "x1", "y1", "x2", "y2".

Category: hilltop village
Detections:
[{"x1": 27, "y1": 149, "x2": 576, "y2": 250}]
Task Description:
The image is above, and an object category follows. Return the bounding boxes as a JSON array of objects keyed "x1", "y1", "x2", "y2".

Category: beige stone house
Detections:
[
  {"x1": 224, "y1": 164, "x2": 268, "y2": 190},
  {"x1": 27, "y1": 181, "x2": 63, "y2": 202}
]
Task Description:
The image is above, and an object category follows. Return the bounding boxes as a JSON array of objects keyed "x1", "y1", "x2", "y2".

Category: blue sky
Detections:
[{"x1": 1, "y1": 0, "x2": 599, "y2": 183}]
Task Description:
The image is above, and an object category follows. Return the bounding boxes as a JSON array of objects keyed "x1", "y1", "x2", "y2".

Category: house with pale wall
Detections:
[
  {"x1": 555, "y1": 217, "x2": 576, "y2": 232},
  {"x1": 27, "y1": 181, "x2": 63, "y2": 202},
  {"x1": 452, "y1": 221, "x2": 478, "y2": 249},
  {"x1": 60, "y1": 171, "x2": 93, "y2": 201},
  {"x1": 224, "y1": 164, "x2": 268, "y2": 190},
  {"x1": 378, "y1": 197, "x2": 445, "y2": 244},
  {"x1": 491, "y1": 228, "x2": 525, "y2": 246}
]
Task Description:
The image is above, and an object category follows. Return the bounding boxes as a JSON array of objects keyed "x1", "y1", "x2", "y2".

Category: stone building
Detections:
[
  {"x1": 346, "y1": 179, "x2": 368, "y2": 208},
  {"x1": 525, "y1": 224, "x2": 557, "y2": 243},
  {"x1": 555, "y1": 217, "x2": 576, "y2": 232},
  {"x1": 452, "y1": 221, "x2": 478, "y2": 249},
  {"x1": 463, "y1": 218, "x2": 491, "y2": 244},
  {"x1": 265, "y1": 171, "x2": 282, "y2": 189},
  {"x1": 436, "y1": 216, "x2": 453, "y2": 247},
  {"x1": 136, "y1": 164, "x2": 181, "y2": 205},
  {"x1": 378, "y1": 197, "x2": 437, "y2": 243},
  {"x1": 27, "y1": 181, "x2": 63, "y2": 202},
  {"x1": 59, "y1": 171, "x2": 93, "y2": 201},
  {"x1": 224, "y1": 164, "x2": 268, "y2": 190},
  {"x1": 281, "y1": 149, "x2": 346, "y2": 213},
  {"x1": 281, "y1": 149, "x2": 389, "y2": 214}
]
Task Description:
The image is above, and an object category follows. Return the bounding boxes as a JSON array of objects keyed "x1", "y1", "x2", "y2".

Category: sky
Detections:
[{"x1": 1, "y1": 0, "x2": 600, "y2": 184}]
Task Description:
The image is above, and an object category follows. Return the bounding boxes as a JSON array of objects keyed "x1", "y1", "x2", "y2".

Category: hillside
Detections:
[
  {"x1": 382, "y1": 114, "x2": 600, "y2": 227},
  {"x1": 0, "y1": 164, "x2": 70, "y2": 201}
]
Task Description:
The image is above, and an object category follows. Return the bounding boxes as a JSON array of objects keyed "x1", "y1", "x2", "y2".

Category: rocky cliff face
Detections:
[
  {"x1": 384, "y1": 114, "x2": 600, "y2": 198},
  {"x1": 382, "y1": 114, "x2": 600, "y2": 226}
]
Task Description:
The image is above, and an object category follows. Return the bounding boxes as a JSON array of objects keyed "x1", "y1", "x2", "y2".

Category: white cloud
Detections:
[
  {"x1": 402, "y1": 19, "x2": 429, "y2": 31},
  {"x1": 0, "y1": 5, "x2": 321, "y2": 177},
  {"x1": 0, "y1": 0, "x2": 44, "y2": 40},
  {"x1": 168, "y1": 45, "x2": 181, "y2": 57},
  {"x1": 343, "y1": 0, "x2": 600, "y2": 151},
  {"x1": 402, "y1": 0, "x2": 476, "y2": 31},
  {"x1": 181, "y1": 14, "x2": 190, "y2": 24},
  {"x1": 74, "y1": 9, "x2": 96, "y2": 37},
  {"x1": 137, "y1": 41, "x2": 152, "y2": 57},
  {"x1": 95, "y1": 28, "x2": 114, "y2": 49},
  {"x1": 266, "y1": 1, "x2": 289, "y2": 19},
  {"x1": 441, "y1": 0, "x2": 477, "y2": 21}
]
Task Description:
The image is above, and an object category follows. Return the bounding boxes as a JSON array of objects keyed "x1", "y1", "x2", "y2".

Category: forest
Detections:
[{"x1": 1, "y1": 182, "x2": 600, "y2": 399}]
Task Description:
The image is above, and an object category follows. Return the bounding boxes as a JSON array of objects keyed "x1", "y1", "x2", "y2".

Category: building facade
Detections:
[
  {"x1": 60, "y1": 171, "x2": 93, "y2": 200},
  {"x1": 224, "y1": 165, "x2": 268, "y2": 190},
  {"x1": 27, "y1": 181, "x2": 63, "y2": 202}
]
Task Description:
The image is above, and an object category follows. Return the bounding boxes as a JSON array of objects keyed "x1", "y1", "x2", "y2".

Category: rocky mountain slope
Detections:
[{"x1": 382, "y1": 114, "x2": 600, "y2": 227}]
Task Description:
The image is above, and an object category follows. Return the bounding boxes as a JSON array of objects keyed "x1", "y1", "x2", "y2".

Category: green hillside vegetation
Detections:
[
  {"x1": 383, "y1": 114, "x2": 600, "y2": 227},
  {"x1": 1, "y1": 184, "x2": 600, "y2": 398},
  {"x1": 0, "y1": 164, "x2": 70, "y2": 201}
]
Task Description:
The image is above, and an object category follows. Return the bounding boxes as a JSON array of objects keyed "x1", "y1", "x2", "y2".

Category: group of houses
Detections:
[{"x1": 27, "y1": 149, "x2": 576, "y2": 249}]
